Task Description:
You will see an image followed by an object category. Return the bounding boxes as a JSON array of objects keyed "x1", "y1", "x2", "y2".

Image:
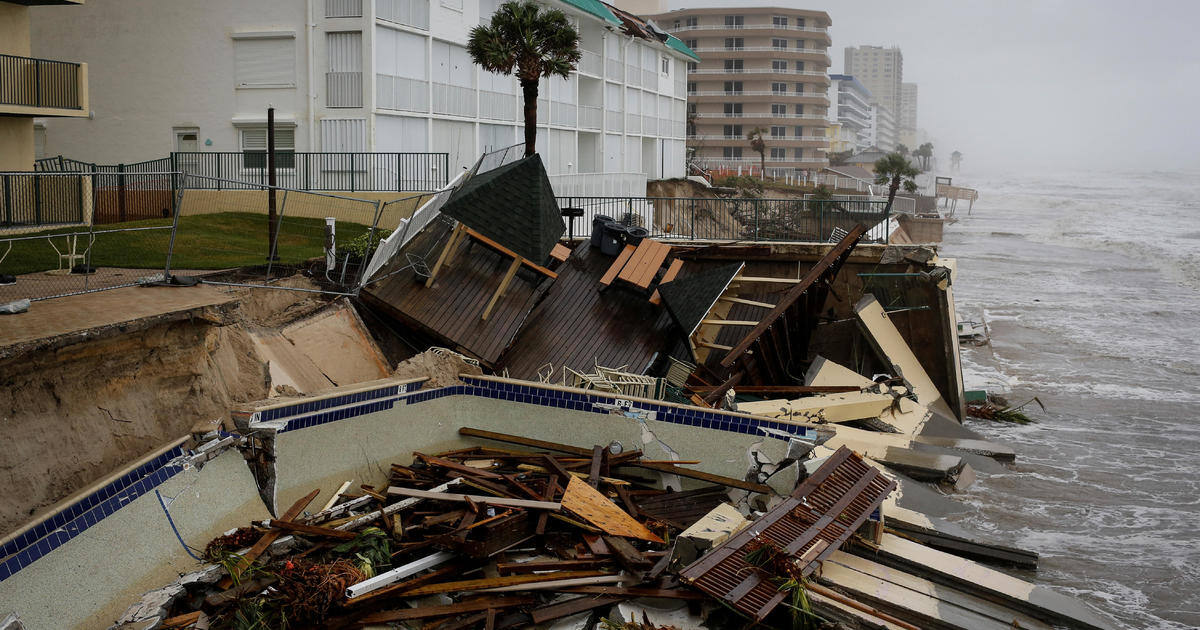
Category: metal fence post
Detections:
[
  {"x1": 690, "y1": 198, "x2": 695, "y2": 240},
  {"x1": 350, "y1": 153, "x2": 357, "y2": 193},
  {"x1": 33, "y1": 173, "x2": 42, "y2": 225},
  {"x1": 753, "y1": 198, "x2": 760, "y2": 241},
  {"x1": 396, "y1": 153, "x2": 402, "y2": 192},
  {"x1": 266, "y1": 189, "x2": 287, "y2": 280},
  {"x1": 117, "y1": 163, "x2": 126, "y2": 222},
  {"x1": 164, "y1": 171, "x2": 183, "y2": 281},
  {"x1": 2, "y1": 174, "x2": 10, "y2": 226}
]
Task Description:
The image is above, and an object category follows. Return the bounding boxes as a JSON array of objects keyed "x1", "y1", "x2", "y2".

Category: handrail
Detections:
[{"x1": 0, "y1": 52, "x2": 83, "y2": 110}]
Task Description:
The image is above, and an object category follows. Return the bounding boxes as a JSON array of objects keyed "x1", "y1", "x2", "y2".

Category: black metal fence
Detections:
[
  {"x1": 173, "y1": 152, "x2": 449, "y2": 192},
  {"x1": 1, "y1": 173, "x2": 88, "y2": 228},
  {"x1": 0, "y1": 53, "x2": 82, "y2": 110},
  {"x1": 556, "y1": 196, "x2": 893, "y2": 244},
  {"x1": 33, "y1": 157, "x2": 176, "y2": 224}
]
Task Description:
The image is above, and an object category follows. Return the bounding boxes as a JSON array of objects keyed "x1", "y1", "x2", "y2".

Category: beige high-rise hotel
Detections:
[{"x1": 647, "y1": 6, "x2": 833, "y2": 174}]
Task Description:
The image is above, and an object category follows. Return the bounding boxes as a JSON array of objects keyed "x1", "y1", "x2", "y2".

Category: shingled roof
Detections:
[
  {"x1": 442, "y1": 154, "x2": 565, "y2": 264},
  {"x1": 658, "y1": 262, "x2": 744, "y2": 338}
]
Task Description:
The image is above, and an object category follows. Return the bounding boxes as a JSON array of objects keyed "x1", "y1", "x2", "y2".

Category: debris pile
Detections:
[{"x1": 114, "y1": 433, "x2": 898, "y2": 630}]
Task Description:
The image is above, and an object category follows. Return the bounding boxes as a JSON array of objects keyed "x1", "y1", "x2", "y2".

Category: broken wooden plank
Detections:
[
  {"x1": 560, "y1": 476, "x2": 663, "y2": 543},
  {"x1": 559, "y1": 586, "x2": 709, "y2": 600},
  {"x1": 358, "y1": 596, "x2": 536, "y2": 624},
  {"x1": 530, "y1": 596, "x2": 624, "y2": 624},
  {"x1": 496, "y1": 559, "x2": 613, "y2": 575},
  {"x1": 337, "y1": 479, "x2": 463, "y2": 531},
  {"x1": 599, "y1": 244, "x2": 636, "y2": 286},
  {"x1": 386, "y1": 487, "x2": 561, "y2": 511},
  {"x1": 400, "y1": 571, "x2": 610, "y2": 597},
  {"x1": 721, "y1": 224, "x2": 867, "y2": 369},
  {"x1": 458, "y1": 427, "x2": 776, "y2": 495},
  {"x1": 267, "y1": 519, "x2": 358, "y2": 541},
  {"x1": 221, "y1": 488, "x2": 320, "y2": 587},
  {"x1": 344, "y1": 564, "x2": 463, "y2": 607},
  {"x1": 649, "y1": 258, "x2": 684, "y2": 305},
  {"x1": 482, "y1": 256, "x2": 523, "y2": 321}
]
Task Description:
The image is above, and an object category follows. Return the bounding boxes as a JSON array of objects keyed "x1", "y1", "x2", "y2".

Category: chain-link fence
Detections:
[
  {"x1": 0, "y1": 171, "x2": 180, "y2": 303},
  {"x1": 174, "y1": 174, "x2": 387, "y2": 295}
]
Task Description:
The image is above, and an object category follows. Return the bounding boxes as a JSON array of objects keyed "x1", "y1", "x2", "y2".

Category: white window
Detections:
[
  {"x1": 240, "y1": 126, "x2": 296, "y2": 169},
  {"x1": 377, "y1": 0, "x2": 429, "y2": 29},
  {"x1": 232, "y1": 33, "x2": 296, "y2": 88},
  {"x1": 327, "y1": 31, "x2": 363, "y2": 108},
  {"x1": 661, "y1": 56, "x2": 670, "y2": 74}
]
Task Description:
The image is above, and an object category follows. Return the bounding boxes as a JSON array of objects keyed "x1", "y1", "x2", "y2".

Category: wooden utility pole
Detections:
[{"x1": 267, "y1": 106, "x2": 279, "y2": 261}]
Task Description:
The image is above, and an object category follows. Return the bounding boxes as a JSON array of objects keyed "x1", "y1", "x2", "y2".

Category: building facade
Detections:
[
  {"x1": 28, "y1": 0, "x2": 693, "y2": 183},
  {"x1": 843, "y1": 45, "x2": 901, "y2": 120},
  {"x1": 648, "y1": 6, "x2": 832, "y2": 174},
  {"x1": 868, "y1": 103, "x2": 896, "y2": 152},
  {"x1": 827, "y1": 74, "x2": 872, "y2": 153},
  {"x1": 0, "y1": 0, "x2": 88, "y2": 171},
  {"x1": 899, "y1": 81, "x2": 917, "y2": 147}
]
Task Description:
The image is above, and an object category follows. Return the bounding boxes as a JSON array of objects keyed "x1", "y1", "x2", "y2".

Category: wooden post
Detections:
[
  {"x1": 267, "y1": 106, "x2": 279, "y2": 261},
  {"x1": 481, "y1": 256, "x2": 522, "y2": 321},
  {"x1": 425, "y1": 223, "x2": 464, "y2": 287}
]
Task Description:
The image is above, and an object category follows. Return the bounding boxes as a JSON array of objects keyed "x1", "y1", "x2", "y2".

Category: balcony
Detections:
[
  {"x1": 0, "y1": 53, "x2": 88, "y2": 117},
  {"x1": 690, "y1": 91, "x2": 829, "y2": 103},
  {"x1": 689, "y1": 68, "x2": 829, "y2": 78},
  {"x1": 692, "y1": 47, "x2": 831, "y2": 64},
  {"x1": 694, "y1": 112, "x2": 829, "y2": 121},
  {"x1": 688, "y1": 134, "x2": 828, "y2": 145},
  {"x1": 326, "y1": 71, "x2": 363, "y2": 108},
  {"x1": 671, "y1": 24, "x2": 828, "y2": 34}
]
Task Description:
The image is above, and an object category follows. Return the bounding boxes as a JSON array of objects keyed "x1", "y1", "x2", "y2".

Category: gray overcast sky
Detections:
[{"x1": 666, "y1": 0, "x2": 1200, "y2": 171}]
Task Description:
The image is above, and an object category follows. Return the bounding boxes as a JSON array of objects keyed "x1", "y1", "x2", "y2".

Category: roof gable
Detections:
[{"x1": 442, "y1": 154, "x2": 565, "y2": 264}]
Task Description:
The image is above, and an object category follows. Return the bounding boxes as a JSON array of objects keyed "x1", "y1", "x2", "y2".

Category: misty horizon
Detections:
[{"x1": 666, "y1": 0, "x2": 1200, "y2": 172}]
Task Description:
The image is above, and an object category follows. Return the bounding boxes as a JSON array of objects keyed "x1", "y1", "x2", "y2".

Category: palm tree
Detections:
[
  {"x1": 874, "y1": 152, "x2": 919, "y2": 213},
  {"x1": 916, "y1": 142, "x2": 934, "y2": 170},
  {"x1": 468, "y1": 1, "x2": 581, "y2": 157},
  {"x1": 950, "y1": 150, "x2": 962, "y2": 172},
  {"x1": 747, "y1": 127, "x2": 767, "y2": 179},
  {"x1": 896, "y1": 143, "x2": 909, "y2": 157}
]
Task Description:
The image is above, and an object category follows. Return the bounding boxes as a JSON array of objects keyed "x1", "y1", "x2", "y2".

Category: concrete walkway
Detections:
[{"x1": 0, "y1": 283, "x2": 238, "y2": 356}]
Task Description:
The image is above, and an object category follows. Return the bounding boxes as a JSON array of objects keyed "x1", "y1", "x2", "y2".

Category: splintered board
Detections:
[{"x1": 560, "y1": 476, "x2": 663, "y2": 543}]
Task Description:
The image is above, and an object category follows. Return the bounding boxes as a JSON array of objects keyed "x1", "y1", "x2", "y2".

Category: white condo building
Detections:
[
  {"x1": 826, "y1": 74, "x2": 872, "y2": 153},
  {"x1": 868, "y1": 102, "x2": 896, "y2": 152},
  {"x1": 28, "y1": 0, "x2": 696, "y2": 185}
]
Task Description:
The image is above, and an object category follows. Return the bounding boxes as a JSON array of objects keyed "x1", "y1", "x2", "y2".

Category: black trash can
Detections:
[
  {"x1": 590, "y1": 214, "x2": 615, "y2": 248},
  {"x1": 625, "y1": 226, "x2": 649, "y2": 246},
  {"x1": 599, "y1": 221, "x2": 626, "y2": 256}
]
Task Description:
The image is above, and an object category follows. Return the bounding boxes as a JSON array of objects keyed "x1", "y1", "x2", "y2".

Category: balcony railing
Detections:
[
  {"x1": 689, "y1": 68, "x2": 829, "y2": 77},
  {"x1": 670, "y1": 24, "x2": 829, "y2": 34},
  {"x1": 0, "y1": 53, "x2": 84, "y2": 111},
  {"x1": 690, "y1": 91, "x2": 829, "y2": 101},
  {"x1": 688, "y1": 135, "x2": 828, "y2": 142},
  {"x1": 692, "y1": 47, "x2": 830, "y2": 61},
  {"x1": 694, "y1": 112, "x2": 828, "y2": 120}
]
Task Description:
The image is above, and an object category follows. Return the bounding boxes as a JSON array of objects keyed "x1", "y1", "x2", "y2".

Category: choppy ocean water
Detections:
[{"x1": 939, "y1": 169, "x2": 1200, "y2": 629}]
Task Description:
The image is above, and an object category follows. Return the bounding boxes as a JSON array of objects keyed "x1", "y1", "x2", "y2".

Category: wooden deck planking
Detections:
[
  {"x1": 500, "y1": 242, "x2": 677, "y2": 380},
  {"x1": 362, "y1": 219, "x2": 549, "y2": 366}
]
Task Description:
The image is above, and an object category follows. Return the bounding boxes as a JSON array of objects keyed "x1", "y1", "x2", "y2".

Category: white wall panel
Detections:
[
  {"x1": 320, "y1": 117, "x2": 367, "y2": 150},
  {"x1": 432, "y1": 118, "x2": 476, "y2": 172},
  {"x1": 376, "y1": 114, "x2": 428, "y2": 152}
]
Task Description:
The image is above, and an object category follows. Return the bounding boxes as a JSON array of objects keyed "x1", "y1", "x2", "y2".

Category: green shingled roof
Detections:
[
  {"x1": 560, "y1": 0, "x2": 621, "y2": 25},
  {"x1": 442, "y1": 154, "x2": 565, "y2": 265},
  {"x1": 659, "y1": 262, "x2": 745, "y2": 339},
  {"x1": 665, "y1": 34, "x2": 701, "y2": 61}
]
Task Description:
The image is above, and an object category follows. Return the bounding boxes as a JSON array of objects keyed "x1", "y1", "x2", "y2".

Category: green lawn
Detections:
[{"x1": 1, "y1": 212, "x2": 375, "y2": 275}]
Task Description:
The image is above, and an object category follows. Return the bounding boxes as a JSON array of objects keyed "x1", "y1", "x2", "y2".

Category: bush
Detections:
[
  {"x1": 716, "y1": 175, "x2": 763, "y2": 196},
  {"x1": 343, "y1": 228, "x2": 391, "y2": 260}
]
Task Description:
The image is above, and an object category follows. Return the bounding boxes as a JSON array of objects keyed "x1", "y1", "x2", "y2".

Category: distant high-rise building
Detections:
[
  {"x1": 900, "y1": 82, "x2": 917, "y2": 131},
  {"x1": 649, "y1": 6, "x2": 834, "y2": 174},
  {"x1": 869, "y1": 103, "x2": 897, "y2": 152},
  {"x1": 827, "y1": 74, "x2": 873, "y2": 152},
  {"x1": 899, "y1": 82, "x2": 917, "y2": 147},
  {"x1": 843, "y1": 45, "x2": 902, "y2": 117}
]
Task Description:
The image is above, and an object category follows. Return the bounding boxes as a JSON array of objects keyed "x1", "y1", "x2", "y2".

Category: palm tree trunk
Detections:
[
  {"x1": 521, "y1": 79, "x2": 538, "y2": 158},
  {"x1": 886, "y1": 174, "x2": 899, "y2": 214}
]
